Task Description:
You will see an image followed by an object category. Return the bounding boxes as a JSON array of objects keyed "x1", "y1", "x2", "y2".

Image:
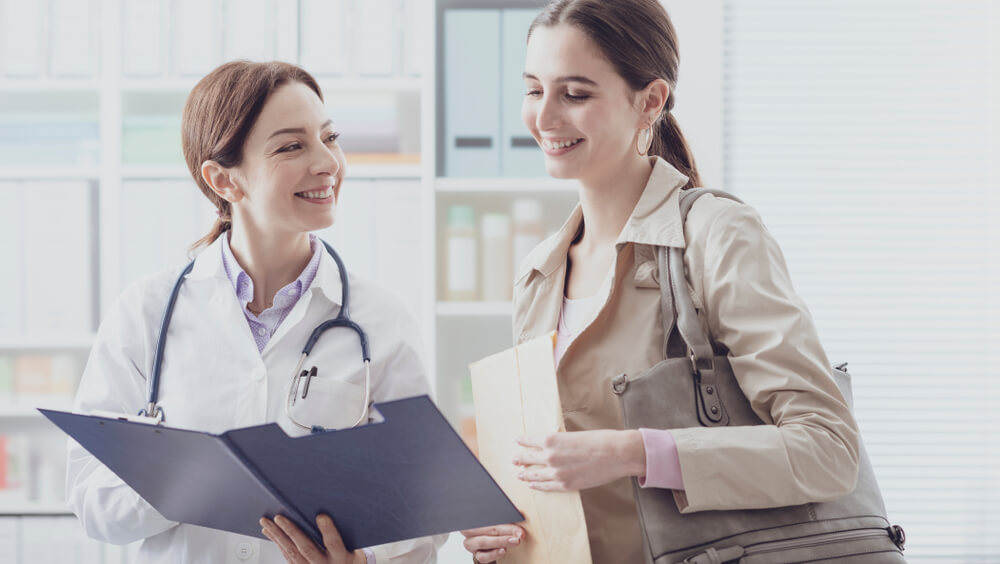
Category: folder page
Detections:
[{"x1": 469, "y1": 333, "x2": 593, "y2": 564}]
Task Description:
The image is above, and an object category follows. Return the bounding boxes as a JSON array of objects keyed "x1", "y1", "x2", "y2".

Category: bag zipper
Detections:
[{"x1": 742, "y1": 528, "x2": 889, "y2": 556}]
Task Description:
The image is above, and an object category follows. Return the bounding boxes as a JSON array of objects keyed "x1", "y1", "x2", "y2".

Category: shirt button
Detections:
[
  {"x1": 257, "y1": 327, "x2": 267, "y2": 336},
  {"x1": 288, "y1": 288, "x2": 298, "y2": 296},
  {"x1": 236, "y1": 541, "x2": 254, "y2": 560}
]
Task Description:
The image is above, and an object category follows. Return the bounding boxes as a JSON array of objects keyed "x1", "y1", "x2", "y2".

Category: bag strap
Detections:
[
  {"x1": 658, "y1": 188, "x2": 744, "y2": 361},
  {"x1": 658, "y1": 189, "x2": 744, "y2": 426}
]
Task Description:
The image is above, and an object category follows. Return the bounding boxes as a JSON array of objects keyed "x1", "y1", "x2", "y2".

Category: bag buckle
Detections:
[
  {"x1": 887, "y1": 524, "x2": 906, "y2": 550},
  {"x1": 611, "y1": 373, "x2": 628, "y2": 394}
]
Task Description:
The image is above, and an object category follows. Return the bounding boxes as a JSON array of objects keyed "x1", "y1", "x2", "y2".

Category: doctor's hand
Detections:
[
  {"x1": 261, "y1": 514, "x2": 366, "y2": 564},
  {"x1": 514, "y1": 429, "x2": 646, "y2": 491},
  {"x1": 461, "y1": 523, "x2": 526, "y2": 563}
]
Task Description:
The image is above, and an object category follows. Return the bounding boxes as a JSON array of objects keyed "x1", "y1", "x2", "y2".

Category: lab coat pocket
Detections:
[{"x1": 287, "y1": 378, "x2": 368, "y2": 431}]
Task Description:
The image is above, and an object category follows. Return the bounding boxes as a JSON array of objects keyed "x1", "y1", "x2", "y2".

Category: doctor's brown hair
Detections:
[
  {"x1": 529, "y1": 0, "x2": 701, "y2": 189},
  {"x1": 182, "y1": 60, "x2": 324, "y2": 249}
]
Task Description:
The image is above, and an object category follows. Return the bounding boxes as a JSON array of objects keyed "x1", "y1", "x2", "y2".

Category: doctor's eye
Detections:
[{"x1": 277, "y1": 142, "x2": 302, "y2": 153}]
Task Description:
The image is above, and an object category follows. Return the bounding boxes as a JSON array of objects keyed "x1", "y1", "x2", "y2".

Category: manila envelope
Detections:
[{"x1": 469, "y1": 332, "x2": 592, "y2": 564}]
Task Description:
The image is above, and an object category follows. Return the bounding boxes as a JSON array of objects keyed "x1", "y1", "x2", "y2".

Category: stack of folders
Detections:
[
  {"x1": 0, "y1": 517, "x2": 105, "y2": 563},
  {"x1": 0, "y1": 0, "x2": 98, "y2": 78},
  {"x1": 0, "y1": 182, "x2": 95, "y2": 338}
]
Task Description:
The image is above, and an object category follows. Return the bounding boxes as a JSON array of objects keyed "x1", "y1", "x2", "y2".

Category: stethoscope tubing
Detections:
[{"x1": 141, "y1": 239, "x2": 370, "y2": 431}]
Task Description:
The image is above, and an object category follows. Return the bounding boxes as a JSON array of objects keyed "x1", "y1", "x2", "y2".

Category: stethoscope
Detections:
[{"x1": 138, "y1": 240, "x2": 371, "y2": 433}]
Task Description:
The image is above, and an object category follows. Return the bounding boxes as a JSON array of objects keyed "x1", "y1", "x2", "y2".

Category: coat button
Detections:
[{"x1": 236, "y1": 541, "x2": 254, "y2": 560}]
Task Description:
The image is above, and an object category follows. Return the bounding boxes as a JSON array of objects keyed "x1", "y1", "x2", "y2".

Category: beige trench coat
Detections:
[{"x1": 511, "y1": 157, "x2": 860, "y2": 563}]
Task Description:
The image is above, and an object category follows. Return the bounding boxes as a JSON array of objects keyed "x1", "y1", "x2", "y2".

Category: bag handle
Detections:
[{"x1": 659, "y1": 188, "x2": 744, "y2": 425}]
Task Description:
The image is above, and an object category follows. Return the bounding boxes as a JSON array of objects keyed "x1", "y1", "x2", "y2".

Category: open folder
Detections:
[{"x1": 41, "y1": 395, "x2": 521, "y2": 551}]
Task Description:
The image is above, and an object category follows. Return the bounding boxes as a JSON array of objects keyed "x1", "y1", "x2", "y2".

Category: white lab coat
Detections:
[{"x1": 67, "y1": 236, "x2": 445, "y2": 564}]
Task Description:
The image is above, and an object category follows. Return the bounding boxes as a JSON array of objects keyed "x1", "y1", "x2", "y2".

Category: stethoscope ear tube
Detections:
[{"x1": 142, "y1": 260, "x2": 195, "y2": 420}]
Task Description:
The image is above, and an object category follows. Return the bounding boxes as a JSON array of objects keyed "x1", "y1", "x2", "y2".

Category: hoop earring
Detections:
[{"x1": 636, "y1": 126, "x2": 653, "y2": 156}]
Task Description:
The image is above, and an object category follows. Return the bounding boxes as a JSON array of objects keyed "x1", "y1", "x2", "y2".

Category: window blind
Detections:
[{"x1": 723, "y1": 1, "x2": 999, "y2": 561}]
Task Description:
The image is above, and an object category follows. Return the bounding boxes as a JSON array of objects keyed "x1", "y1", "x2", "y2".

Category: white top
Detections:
[
  {"x1": 554, "y1": 293, "x2": 603, "y2": 366},
  {"x1": 67, "y1": 236, "x2": 444, "y2": 564}
]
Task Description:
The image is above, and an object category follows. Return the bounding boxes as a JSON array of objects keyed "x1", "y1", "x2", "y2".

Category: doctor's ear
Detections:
[{"x1": 201, "y1": 160, "x2": 244, "y2": 203}]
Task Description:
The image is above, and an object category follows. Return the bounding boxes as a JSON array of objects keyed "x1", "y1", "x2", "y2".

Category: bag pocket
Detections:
[{"x1": 738, "y1": 527, "x2": 905, "y2": 564}]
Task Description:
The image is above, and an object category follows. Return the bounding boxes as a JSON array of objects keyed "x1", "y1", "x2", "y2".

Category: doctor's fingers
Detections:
[
  {"x1": 272, "y1": 515, "x2": 339, "y2": 564},
  {"x1": 316, "y1": 514, "x2": 353, "y2": 558},
  {"x1": 261, "y1": 518, "x2": 309, "y2": 564}
]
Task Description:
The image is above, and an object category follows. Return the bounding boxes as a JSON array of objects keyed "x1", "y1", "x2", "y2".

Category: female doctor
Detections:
[{"x1": 67, "y1": 61, "x2": 444, "y2": 564}]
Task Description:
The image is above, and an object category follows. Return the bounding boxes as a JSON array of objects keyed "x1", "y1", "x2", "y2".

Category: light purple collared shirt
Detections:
[
  {"x1": 221, "y1": 235, "x2": 378, "y2": 563},
  {"x1": 221, "y1": 234, "x2": 322, "y2": 353}
]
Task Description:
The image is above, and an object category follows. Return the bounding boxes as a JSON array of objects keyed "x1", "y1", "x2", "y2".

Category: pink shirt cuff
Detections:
[
  {"x1": 363, "y1": 547, "x2": 375, "y2": 563},
  {"x1": 637, "y1": 428, "x2": 685, "y2": 490}
]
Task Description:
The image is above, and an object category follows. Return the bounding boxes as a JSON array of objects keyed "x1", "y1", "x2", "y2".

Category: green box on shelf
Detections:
[{"x1": 121, "y1": 116, "x2": 184, "y2": 165}]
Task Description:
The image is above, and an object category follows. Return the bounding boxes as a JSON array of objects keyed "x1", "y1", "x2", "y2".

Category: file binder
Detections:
[
  {"x1": 501, "y1": 9, "x2": 546, "y2": 177},
  {"x1": 41, "y1": 396, "x2": 522, "y2": 551},
  {"x1": 444, "y1": 10, "x2": 501, "y2": 177}
]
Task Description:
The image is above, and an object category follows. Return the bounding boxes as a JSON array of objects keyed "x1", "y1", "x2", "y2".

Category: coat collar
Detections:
[{"x1": 518, "y1": 156, "x2": 690, "y2": 281}]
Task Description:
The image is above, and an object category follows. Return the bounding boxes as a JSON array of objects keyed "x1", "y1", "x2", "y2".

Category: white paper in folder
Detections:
[{"x1": 469, "y1": 333, "x2": 593, "y2": 564}]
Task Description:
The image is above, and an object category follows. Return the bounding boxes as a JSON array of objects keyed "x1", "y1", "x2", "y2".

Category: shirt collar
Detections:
[
  {"x1": 518, "y1": 156, "x2": 690, "y2": 280},
  {"x1": 188, "y1": 233, "x2": 333, "y2": 304}
]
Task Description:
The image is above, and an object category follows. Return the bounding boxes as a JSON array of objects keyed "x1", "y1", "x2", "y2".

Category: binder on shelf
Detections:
[
  {"x1": 357, "y1": 0, "x2": 396, "y2": 77},
  {"x1": 501, "y1": 9, "x2": 546, "y2": 178},
  {"x1": 0, "y1": 0, "x2": 42, "y2": 77},
  {"x1": 122, "y1": 0, "x2": 164, "y2": 77},
  {"x1": 299, "y1": 0, "x2": 347, "y2": 76},
  {"x1": 0, "y1": 182, "x2": 23, "y2": 336},
  {"x1": 444, "y1": 10, "x2": 501, "y2": 177},
  {"x1": 50, "y1": 0, "x2": 98, "y2": 77},
  {"x1": 315, "y1": 179, "x2": 375, "y2": 280},
  {"x1": 402, "y1": 0, "x2": 427, "y2": 77},
  {"x1": 373, "y1": 180, "x2": 422, "y2": 316},
  {"x1": 41, "y1": 396, "x2": 522, "y2": 550},
  {"x1": 120, "y1": 180, "x2": 204, "y2": 288},
  {"x1": 172, "y1": 0, "x2": 220, "y2": 76},
  {"x1": 223, "y1": 0, "x2": 276, "y2": 63},
  {"x1": 22, "y1": 181, "x2": 94, "y2": 336}
]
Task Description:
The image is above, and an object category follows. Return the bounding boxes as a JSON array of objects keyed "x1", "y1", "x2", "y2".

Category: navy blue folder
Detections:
[{"x1": 41, "y1": 395, "x2": 521, "y2": 550}]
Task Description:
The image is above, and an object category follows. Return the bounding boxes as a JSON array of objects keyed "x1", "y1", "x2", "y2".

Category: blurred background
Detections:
[{"x1": 0, "y1": 0, "x2": 996, "y2": 562}]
